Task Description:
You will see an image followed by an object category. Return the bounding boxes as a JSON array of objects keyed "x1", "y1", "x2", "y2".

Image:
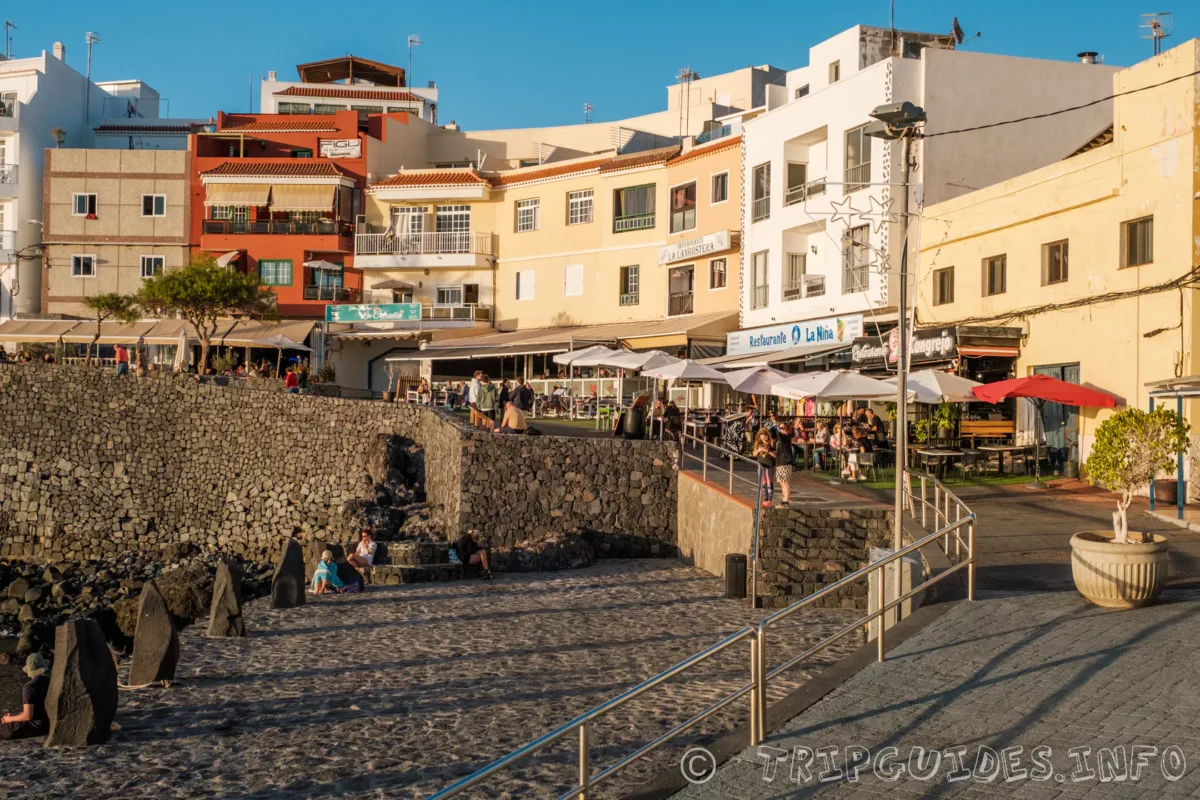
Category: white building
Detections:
[
  {"x1": 260, "y1": 55, "x2": 439, "y2": 124},
  {"x1": 732, "y1": 25, "x2": 1118, "y2": 362}
]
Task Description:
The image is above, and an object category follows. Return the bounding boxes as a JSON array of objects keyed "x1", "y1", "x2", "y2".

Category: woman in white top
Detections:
[{"x1": 348, "y1": 529, "x2": 377, "y2": 569}]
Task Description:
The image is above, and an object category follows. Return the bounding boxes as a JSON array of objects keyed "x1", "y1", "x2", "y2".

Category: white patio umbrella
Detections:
[
  {"x1": 881, "y1": 369, "x2": 983, "y2": 404},
  {"x1": 641, "y1": 359, "x2": 728, "y2": 433},
  {"x1": 257, "y1": 334, "x2": 312, "y2": 376},
  {"x1": 604, "y1": 349, "x2": 680, "y2": 371},
  {"x1": 172, "y1": 328, "x2": 189, "y2": 373},
  {"x1": 723, "y1": 366, "x2": 789, "y2": 396},
  {"x1": 771, "y1": 370, "x2": 899, "y2": 402},
  {"x1": 571, "y1": 347, "x2": 622, "y2": 367},
  {"x1": 552, "y1": 345, "x2": 611, "y2": 366}
]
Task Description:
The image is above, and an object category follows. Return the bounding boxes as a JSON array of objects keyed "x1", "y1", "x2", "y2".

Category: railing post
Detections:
[
  {"x1": 876, "y1": 563, "x2": 886, "y2": 662},
  {"x1": 702, "y1": 442, "x2": 709, "y2": 484},
  {"x1": 920, "y1": 477, "x2": 927, "y2": 528},
  {"x1": 968, "y1": 519, "x2": 976, "y2": 601},
  {"x1": 749, "y1": 634, "x2": 761, "y2": 746},
  {"x1": 756, "y1": 628, "x2": 767, "y2": 743},
  {"x1": 934, "y1": 485, "x2": 941, "y2": 528},
  {"x1": 578, "y1": 723, "x2": 591, "y2": 799},
  {"x1": 728, "y1": 454, "x2": 735, "y2": 495},
  {"x1": 953, "y1": 504, "x2": 961, "y2": 560}
]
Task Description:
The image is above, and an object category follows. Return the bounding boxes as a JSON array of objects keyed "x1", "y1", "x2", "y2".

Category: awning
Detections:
[
  {"x1": 271, "y1": 184, "x2": 336, "y2": 212},
  {"x1": 215, "y1": 251, "x2": 242, "y2": 268},
  {"x1": 334, "y1": 329, "x2": 424, "y2": 341},
  {"x1": 204, "y1": 184, "x2": 271, "y2": 207},
  {"x1": 142, "y1": 320, "x2": 203, "y2": 345},
  {"x1": 959, "y1": 345, "x2": 1019, "y2": 358},
  {"x1": 218, "y1": 320, "x2": 316, "y2": 347},
  {"x1": 388, "y1": 346, "x2": 478, "y2": 361},
  {"x1": 701, "y1": 342, "x2": 852, "y2": 369},
  {"x1": 369, "y1": 279, "x2": 414, "y2": 291},
  {"x1": 0, "y1": 320, "x2": 84, "y2": 342},
  {"x1": 60, "y1": 321, "x2": 160, "y2": 345}
]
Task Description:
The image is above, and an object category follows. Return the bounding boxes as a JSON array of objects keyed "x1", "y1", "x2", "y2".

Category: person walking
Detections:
[
  {"x1": 497, "y1": 379, "x2": 511, "y2": 413},
  {"x1": 284, "y1": 366, "x2": 300, "y2": 394},
  {"x1": 512, "y1": 376, "x2": 535, "y2": 413},
  {"x1": 113, "y1": 344, "x2": 130, "y2": 376},
  {"x1": 296, "y1": 362, "x2": 309, "y2": 393},
  {"x1": 752, "y1": 428, "x2": 776, "y2": 508},
  {"x1": 468, "y1": 370, "x2": 483, "y2": 427},
  {"x1": 774, "y1": 423, "x2": 794, "y2": 506}
]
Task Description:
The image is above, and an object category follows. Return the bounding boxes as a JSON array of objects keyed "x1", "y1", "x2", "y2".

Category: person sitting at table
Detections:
[
  {"x1": 663, "y1": 400, "x2": 683, "y2": 441},
  {"x1": 830, "y1": 423, "x2": 864, "y2": 481}
]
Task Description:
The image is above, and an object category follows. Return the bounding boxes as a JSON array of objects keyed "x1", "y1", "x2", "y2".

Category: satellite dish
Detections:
[{"x1": 951, "y1": 17, "x2": 965, "y2": 44}]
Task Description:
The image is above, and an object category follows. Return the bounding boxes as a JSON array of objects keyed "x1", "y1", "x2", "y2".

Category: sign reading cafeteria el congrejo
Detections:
[
  {"x1": 326, "y1": 303, "x2": 422, "y2": 323},
  {"x1": 658, "y1": 230, "x2": 731, "y2": 265}
]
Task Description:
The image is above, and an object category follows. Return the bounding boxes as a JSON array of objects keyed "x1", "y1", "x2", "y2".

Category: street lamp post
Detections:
[{"x1": 865, "y1": 102, "x2": 926, "y2": 553}]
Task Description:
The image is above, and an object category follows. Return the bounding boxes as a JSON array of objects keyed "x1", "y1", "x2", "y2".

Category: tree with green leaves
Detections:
[
  {"x1": 137, "y1": 255, "x2": 277, "y2": 373},
  {"x1": 81, "y1": 293, "x2": 139, "y2": 365},
  {"x1": 1086, "y1": 407, "x2": 1191, "y2": 543}
]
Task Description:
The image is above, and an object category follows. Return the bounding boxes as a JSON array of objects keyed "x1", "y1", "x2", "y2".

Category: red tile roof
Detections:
[
  {"x1": 221, "y1": 117, "x2": 342, "y2": 133},
  {"x1": 370, "y1": 169, "x2": 491, "y2": 189},
  {"x1": 200, "y1": 161, "x2": 346, "y2": 178},
  {"x1": 598, "y1": 144, "x2": 681, "y2": 173},
  {"x1": 95, "y1": 123, "x2": 193, "y2": 135},
  {"x1": 490, "y1": 156, "x2": 611, "y2": 187},
  {"x1": 668, "y1": 135, "x2": 742, "y2": 166},
  {"x1": 275, "y1": 86, "x2": 422, "y2": 102}
]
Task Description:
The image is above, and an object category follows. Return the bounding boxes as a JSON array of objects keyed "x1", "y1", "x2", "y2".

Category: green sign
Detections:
[{"x1": 325, "y1": 303, "x2": 422, "y2": 323}]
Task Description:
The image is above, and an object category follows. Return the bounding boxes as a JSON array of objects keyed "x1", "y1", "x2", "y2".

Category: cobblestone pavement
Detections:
[
  {"x1": 0, "y1": 560, "x2": 860, "y2": 800},
  {"x1": 677, "y1": 584, "x2": 1200, "y2": 799}
]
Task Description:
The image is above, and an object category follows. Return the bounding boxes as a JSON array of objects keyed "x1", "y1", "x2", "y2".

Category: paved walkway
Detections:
[{"x1": 0, "y1": 560, "x2": 860, "y2": 800}]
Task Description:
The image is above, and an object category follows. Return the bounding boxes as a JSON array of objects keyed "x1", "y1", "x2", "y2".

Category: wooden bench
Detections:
[{"x1": 960, "y1": 419, "x2": 1015, "y2": 446}]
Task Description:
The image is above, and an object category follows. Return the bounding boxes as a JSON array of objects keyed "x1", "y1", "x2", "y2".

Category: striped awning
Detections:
[
  {"x1": 204, "y1": 183, "x2": 271, "y2": 207},
  {"x1": 271, "y1": 184, "x2": 336, "y2": 212}
]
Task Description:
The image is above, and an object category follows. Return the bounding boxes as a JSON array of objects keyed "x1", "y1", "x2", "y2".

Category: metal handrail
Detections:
[
  {"x1": 427, "y1": 626, "x2": 759, "y2": 800},
  {"x1": 748, "y1": 468, "x2": 975, "y2": 745}
]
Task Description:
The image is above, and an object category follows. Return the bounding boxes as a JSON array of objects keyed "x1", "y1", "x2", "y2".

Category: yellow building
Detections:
[{"x1": 916, "y1": 40, "x2": 1200, "y2": 468}]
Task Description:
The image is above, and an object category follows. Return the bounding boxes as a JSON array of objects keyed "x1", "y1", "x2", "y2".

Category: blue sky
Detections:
[{"x1": 7, "y1": 1, "x2": 1195, "y2": 129}]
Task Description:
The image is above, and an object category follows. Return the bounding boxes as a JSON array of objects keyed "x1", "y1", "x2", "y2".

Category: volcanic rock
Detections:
[
  {"x1": 207, "y1": 561, "x2": 245, "y2": 638},
  {"x1": 45, "y1": 619, "x2": 118, "y2": 746},
  {"x1": 271, "y1": 538, "x2": 307, "y2": 609},
  {"x1": 128, "y1": 581, "x2": 179, "y2": 686}
]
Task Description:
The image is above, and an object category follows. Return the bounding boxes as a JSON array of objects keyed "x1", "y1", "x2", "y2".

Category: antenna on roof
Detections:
[
  {"x1": 584, "y1": 102, "x2": 593, "y2": 124},
  {"x1": 406, "y1": 35, "x2": 423, "y2": 89},
  {"x1": 4, "y1": 21, "x2": 15, "y2": 60},
  {"x1": 1140, "y1": 12, "x2": 1173, "y2": 56},
  {"x1": 950, "y1": 16, "x2": 980, "y2": 47}
]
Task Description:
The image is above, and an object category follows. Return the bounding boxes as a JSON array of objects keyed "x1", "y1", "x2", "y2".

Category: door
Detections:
[
  {"x1": 463, "y1": 283, "x2": 480, "y2": 305},
  {"x1": 1034, "y1": 363, "x2": 1080, "y2": 470}
]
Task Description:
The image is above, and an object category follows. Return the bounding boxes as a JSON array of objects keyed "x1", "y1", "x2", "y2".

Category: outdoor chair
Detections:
[
  {"x1": 859, "y1": 451, "x2": 884, "y2": 482},
  {"x1": 959, "y1": 449, "x2": 985, "y2": 481}
]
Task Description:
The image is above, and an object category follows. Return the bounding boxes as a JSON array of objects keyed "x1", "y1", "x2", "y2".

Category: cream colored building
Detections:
[
  {"x1": 42, "y1": 148, "x2": 191, "y2": 317},
  {"x1": 917, "y1": 40, "x2": 1200, "y2": 468}
]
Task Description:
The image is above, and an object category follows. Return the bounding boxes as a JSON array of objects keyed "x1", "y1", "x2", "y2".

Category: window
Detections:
[
  {"x1": 259, "y1": 259, "x2": 293, "y2": 286},
  {"x1": 711, "y1": 172, "x2": 728, "y2": 204},
  {"x1": 278, "y1": 102, "x2": 312, "y2": 115},
  {"x1": 751, "y1": 251, "x2": 769, "y2": 308},
  {"x1": 842, "y1": 225, "x2": 870, "y2": 293},
  {"x1": 1042, "y1": 240, "x2": 1069, "y2": 285},
  {"x1": 567, "y1": 190, "x2": 593, "y2": 225},
  {"x1": 668, "y1": 265, "x2": 694, "y2": 316},
  {"x1": 515, "y1": 270, "x2": 535, "y2": 300},
  {"x1": 71, "y1": 255, "x2": 95, "y2": 277},
  {"x1": 794, "y1": 84, "x2": 810, "y2": 99},
  {"x1": 783, "y1": 253, "x2": 806, "y2": 301},
  {"x1": 516, "y1": 199, "x2": 540, "y2": 232},
  {"x1": 752, "y1": 162, "x2": 771, "y2": 221},
  {"x1": 710, "y1": 257, "x2": 727, "y2": 289},
  {"x1": 290, "y1": 149, "x2": 313, "y2": 158},
  {"x1": 1122, "y1": 216, "x2": 1153, "y2": 267},
  {"x1": 72, "y1": 193, "x2": 97, "y2": 216},
  {"x1": 141, "y1": 194, "x2": 166, "y2": 217},
  {"x1": 669, "y1": 181, "x2": 697, "y2": 233},
  {"x1": 564, "y1": 263, "x2": 584, "y2": 297},
  {"x1": 140, "y1": 255, "x2": 164, "y2": 278},
  {"x1": 619, "y1": 265, "x2": 639, "y2": 306},
  {"x1": 844, "y1": 125, "x2": 871, "y2": 193},
  {"x1": 933, "y1": 267, "x2": 955, "y2": 305},
  {"x1": 982, "y1": 255, "x2": 1007, "y2": 297},
  {"x1": 902, "y1": 40, "x2": 924, "y2": 59},
  {"x1": 435, "y1": 205, "x2": 471, "y2": 253},
  {"x1": 436, "y1": 285, "x2": 464, "y2": 305},
  {"x1": 391, "y1": 205, "x2": 427, "y2": 234},
  {"x1": 613, "y1": 184, "x2": 656, "y2": 232},
  {"x1": 786, "y1": 162, "x2": 809, "y2": 205},
  {"x1": 314, "y1": 104, "x2": 344, "y2": 115},
  {"x1": 828, "y1": 61, "x2": 840, "y2": 83}
]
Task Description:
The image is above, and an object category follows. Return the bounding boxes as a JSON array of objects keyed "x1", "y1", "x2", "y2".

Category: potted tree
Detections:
[
  {"x1": 934, "y1": 402, "x2": 959, "y2": 440},
  {"x1": 1074, "y1": 407, "x2": 1190, "y2": 608}
]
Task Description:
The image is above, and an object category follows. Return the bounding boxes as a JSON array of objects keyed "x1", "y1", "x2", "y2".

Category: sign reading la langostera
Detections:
[
  {"x1": 325, "y1": 303, "x2": 422, "y2": 323},
  {"x1": 658, "y1": 230, "x2": 731, "y2": 265}
]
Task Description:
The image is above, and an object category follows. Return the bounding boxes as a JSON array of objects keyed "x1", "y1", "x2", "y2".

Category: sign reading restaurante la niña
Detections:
[
  {"x1": 726, "y1": 314, "x2": 865, "y2": 356},
  {"x1": 658, "y1": 230, "x2": 731, "y2": 265},
  {"x1": 325, "y1": 303, "x2": 422, "y2": 323}
]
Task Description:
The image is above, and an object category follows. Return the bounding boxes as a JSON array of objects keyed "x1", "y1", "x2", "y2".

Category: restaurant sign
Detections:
[
  {"x1": 325, "y1": 303, "x2": 421, "y2": 323},
  {"x1": 726, "y1": 313, "x2": 864, "y2": 356},
  {"x1": 851, "y1": 327, "x2": 958, "y2": 369},
  {"x1": 658, "y1": 229, "x2": 730, "y2": 265},
  {"x1": 318, "y1": 138, "x2": 362, "y2": 158}
]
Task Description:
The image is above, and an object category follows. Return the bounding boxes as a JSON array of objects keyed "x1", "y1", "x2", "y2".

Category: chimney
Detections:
[
  {"x1": 267, "y1": 70, "x2": 277, "y2": 81},
  {"x1": 52, "y1": 42, "x2": 66, "y2": 61},
  {"x1": 1077, "y1": 51, "x2": 1103, "y2": 65},
  {"x1": 427, "y1": 80, "x2": 436, "y2": 89}
]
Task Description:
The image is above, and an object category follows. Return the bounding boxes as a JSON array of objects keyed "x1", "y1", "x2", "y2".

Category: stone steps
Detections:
[{"x1": 364, "y1": 563, "x2": 470, "y2": 585}]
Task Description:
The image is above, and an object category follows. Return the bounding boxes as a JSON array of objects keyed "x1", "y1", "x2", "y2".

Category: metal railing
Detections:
[
  {"x1": 302, "y1": 286, "x2": 359, "y2": 302},
  {"x1": 695, "y1": 123, "x2": 731, "y2": 145},
  {"x1": 203, "y1": 219, "x2": 351, "y2": 236},
  {"x1": 613, "y1": 213, "x2": 655, "y2": 233},
  {"x1": 422, "y1": 303, "x2": 493, "y2": 322},
  {"x1": 748, "y1": 468, "x2": 974, "y2": 744},
  {"x1": 752, "y1": 284, "x2": 769, "y2": 309},
  {"x1": 0, "y1": 164, "x2": 17, "y2": 184},
  {"x1": 0, "y1": 230, "x2": 14, "y2": 251},
  {"x1": 618, "y1": 292, "x2": 639, "y2": 307},
  {"x1": 844, "y1": 162, "x2": 871, "y2": 193},
  {"x1": 784, "y1": 179, "x2": 825, "y2": 206},
  {"x1": 751, "y1": 196, "x2": 770, "y2": 222},
  {"x1": 355, "y1": 230, "x2": 494, "y2": 256},
  {"x1": 783, "y1": 275, "x2": 825, "y2": 301}
]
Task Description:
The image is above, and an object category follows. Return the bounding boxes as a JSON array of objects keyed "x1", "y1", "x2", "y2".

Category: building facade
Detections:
[
  {"x1": 917, "y1": 40, "x2": 1200, "y2": 469},
  {"x1": 41, "y1": 148, "x2": 191, "y2": 317},
  {"x1": 731, "y1": 24, "x2": 1118, "y2": 368},
  {"x1": 259, "y1": 56, "x2": 438, "y2": 124}
]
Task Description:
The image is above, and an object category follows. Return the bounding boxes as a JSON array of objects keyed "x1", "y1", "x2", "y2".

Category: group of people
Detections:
[
  {"x1": 462, "y1": 371, "x2": 535, "y2": 435},
  {"x1": 308, "y1": 527, "x2": 496, "y2": 596},
  {"x1": 744, "y1": 406, "x2": 892, "y2": 493}
]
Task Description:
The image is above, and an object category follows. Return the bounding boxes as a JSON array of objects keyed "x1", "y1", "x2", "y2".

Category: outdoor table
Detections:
[
  {"x1": 978, "y1": 444, "x2": 1025, "y2": 476},
  {"x1": 596, "y1": 404, "x2": 618, "y2": 431},
  {"x1": 916, "y1": 448, "x2": 962, "y2": 478},
  {"x1": 684, "y1": 418, "x2": 703, "y2": 446}
]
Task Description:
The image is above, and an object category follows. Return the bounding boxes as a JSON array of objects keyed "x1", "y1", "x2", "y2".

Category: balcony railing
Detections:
[
  {"x1": 0, "y1": 164, "x2": 18, "y2": 185},
  {"x1": 613, "y1": 214, "x2": 655, "y2": 233},
  {"x1": 204, "y1": 219, "x2": 351, "y2": 236},
  {"x1": 619, "y1": 292, "x2": 639, "y2": 306},
  {"x1": 752, "y1": 284, "x2": 769, "y2": 309},
  {"x1": 783, "y1": 275, "x2": 826, "y2": 301},
  {"x1": 695, "y1": 124, "x2": 731, "y2": 145},
  {"x1": 0, "y1": 229, "x2": 13, "y2": 251},
  {"x1": 302, "y1": 286, "x2": 360, "y2": 302},
  {"x1": 668, "y1": 292, "x2": 694, "y2": 317},
  {"x1": 355, "y1": 230, "x2": 494, "y2": 256},
  {"x1": 784, "y1": 179, "x2": 825, "y2": 206},
  {"x1": 0, "y1": 101, "x2": 15, "y2": 119},
  {"x1": 752, "y1": 196, "x2": 770, "y2": 222},
  {"x1": 844, "y1": 162, "x2": 871, "y2": 193},
  {"x1": 422, "y1": 303, "x2": 493, "y2": 322}
]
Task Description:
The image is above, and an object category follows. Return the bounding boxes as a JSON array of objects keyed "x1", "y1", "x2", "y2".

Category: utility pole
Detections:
[
  {"x1": 893, "y1": 131, "x2": 913, "y2": 552},
  {"x1": 4, "y1": 21, "x2": 15, "y2": 60},
  {"x1": 407, "y1": 35, "x2": 423, "y2": 89},
  {"x1": 84, "y1": 32, "x2": 100, "y2": 124}
]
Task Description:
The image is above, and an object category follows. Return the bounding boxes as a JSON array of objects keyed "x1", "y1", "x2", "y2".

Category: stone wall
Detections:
[
  {"x1": 756, "y1": 506, "x2": 893, "y2": 611},
  {"x1": 676, "y1": 473, "x2": 754, "y2": 578},
  {"x1": 0, "y1": 364, "x2": 676, "y2": 562}
]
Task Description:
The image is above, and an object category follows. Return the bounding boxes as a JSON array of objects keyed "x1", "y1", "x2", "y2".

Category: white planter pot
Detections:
[{"x1": 1070, "y1": 531, "x2": 1169, "y2": 609}]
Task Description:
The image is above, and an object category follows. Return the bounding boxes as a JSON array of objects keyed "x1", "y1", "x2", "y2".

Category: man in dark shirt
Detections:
[
  {"x1": 0, "y1": 653, "x2": 50, "y2": 741},
  {"x1": 774, "y1": 424, "x2": 795, "y2": 506},
  {"x1": 512, "y1": 377, "x2": 535, "y2": 412},
  {"x1": 864, "y1": 408, "x2": 888, "y2": 444}
]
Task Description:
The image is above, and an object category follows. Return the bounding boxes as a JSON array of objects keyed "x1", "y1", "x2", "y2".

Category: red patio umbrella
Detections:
[{"x1": 972, "y1": 375, "x2": 1117, "y2": 484}]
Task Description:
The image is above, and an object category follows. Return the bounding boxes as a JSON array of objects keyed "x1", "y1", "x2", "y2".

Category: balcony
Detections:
[
  {"x1": 844, "y1": 162, "x2": 871, "y2": 193},
  {"x1": 783, "y1": 275, "x2": 826, "y2": 301},
  {"x1": 422, "y1": 303, "x2": 493, "y2": 323},
  {"x1": 613, "y1": 214, "x2": 655, "y2": 233},
  {"x1": 0, "y1": 229, "x2": 13, "y2": 256},
  {"x1": 0, "y1": 101, "x2": 17, "y2": 132},
  {"x1": 355, "y1": 230, "x2": 494, "y2": 256},
  {"x1": 302, "y1": 286, "x2": 361, "y2": 302},
  {"x1": 668, "y1": 292, "x2": 694, "y2": 317},
  {"x1": 695, "y1": 124, "x2": 731, "y2": 145},
  {"x1": 203, "y1": 219, "x2": 352, "y2": 236},
  {"x1": 619, "y1": 292, "x2": 639, "y2": 307},
  {"x1": 752, "y1": 284, "x2": 769, "y2": 309},
  {"x1": 0, "y1": 164, "x2": 18, "y2": 184},
  {"x1": 752, "y1": 197, "x2": 770, "y2": 223},
  {"x1": 784, "y1": 179, "x2": 825, "y2": 207}
]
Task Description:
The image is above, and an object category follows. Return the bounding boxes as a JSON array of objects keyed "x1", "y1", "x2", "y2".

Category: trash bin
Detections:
[
  {"x1": 725, "y1": 553, "x2": 747, "y2": 599},
  {"x1": 623, "y1": 406, "x2": 646, "y2": 440}
]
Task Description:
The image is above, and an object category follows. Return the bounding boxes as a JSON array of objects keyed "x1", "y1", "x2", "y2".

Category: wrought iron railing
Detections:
[
  {"x1": 421, "y1": 304, "x2": 493, "y2": 322},
  {"x1": 355, "y1": 230, "x2": 494, "y2": 256},
  {"x1": 619, "y1": 292, "x2": 639, "y2": 307},
  {"x1": 613, "y1": 214, "x2": 655, "y2": 233},
  {"x1": 203, "y1": 219, "x2": 350, "y2": 236},
  {"x1": 302, "y1": 286, "x2": 359, "y2": 302}
]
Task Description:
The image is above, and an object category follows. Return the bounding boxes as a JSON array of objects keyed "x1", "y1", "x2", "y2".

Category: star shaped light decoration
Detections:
[
  {"x1": 860, "y1": 195, "x2": 900, "y2": 235},
  {"x1": 827, "y1": 196, "x2": 861, "y2": 228}
]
